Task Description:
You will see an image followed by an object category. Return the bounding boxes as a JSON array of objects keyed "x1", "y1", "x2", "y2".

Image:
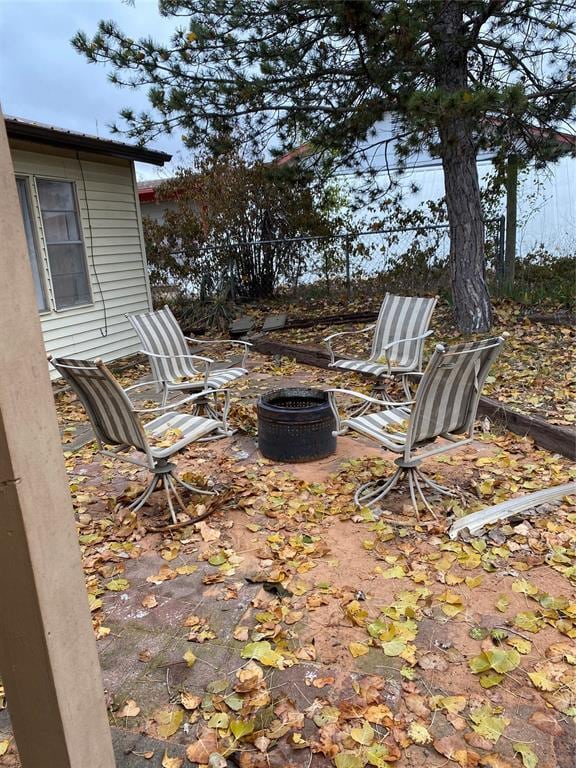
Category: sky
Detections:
[
  {"x1": 0, "y1": 0, "x2": 186, "y2": 179},
  {"x1": 1, "y1": 0, "x2": 573, "y2": 255}
]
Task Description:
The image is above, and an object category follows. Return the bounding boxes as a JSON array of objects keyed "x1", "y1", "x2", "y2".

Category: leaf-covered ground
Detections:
[{"x1": 1, "y1": 350, "x2": 574, "y2": 768}]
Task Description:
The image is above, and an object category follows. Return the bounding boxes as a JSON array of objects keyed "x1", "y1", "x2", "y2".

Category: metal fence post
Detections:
[
  {"x1": 496, "y1": 215, "x2": 506, "y2": 294},
  {"x1": 345, "y1": 239, "x2": 352, "y2": 301}
]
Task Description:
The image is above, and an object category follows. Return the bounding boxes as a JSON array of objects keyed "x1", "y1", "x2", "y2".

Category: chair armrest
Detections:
[
  {"x1": 139, "y1": 349, "x2": 214, "y2": 365},
  {"x1": 325, "y1": 388, "x2": 414, "y2": 408},
  {"x1": 323, "y1": 324, "x2": 375, "y2": 344},
  {"x1": 185, "y1": 337, "x2": 251, "y2": 366},
  {"x1": 323, "y1": 325, "x2": 375, "y2": 364},
  {"x1": 185, "y1": 337, "x2": 252, "y2": 349},
  {"x1": 325, "y1": 387, "x2": 414, "y2": 435},
  {"x1": 133, "y1": 388, "x2": 225, "y2": 414},
  {"x1": 376, "y1": 330, "x2": 434, "y2": 375},
  {"x1": 382, "y1": 329, "x2": 434, "y2": 352},
  {"x1": 124, "y1": 379, "x2": 170, "y2": 395}
]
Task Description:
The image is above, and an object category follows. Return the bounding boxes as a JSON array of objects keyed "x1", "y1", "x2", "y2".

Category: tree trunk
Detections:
[
  {"x1": 432, "y1": 2, "x2": 493, "y2": 333},
  {"x1": 439, "y1": 117, "x2": 493, "y2": 332}
]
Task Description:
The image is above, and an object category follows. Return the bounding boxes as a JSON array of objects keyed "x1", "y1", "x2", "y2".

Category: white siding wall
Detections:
[
  {"x1": 140, "y1": 198, "x2": 179, "y2": 224},
  {"x1": 10, "y1": 142, "x2": 153, "y2": 378}
]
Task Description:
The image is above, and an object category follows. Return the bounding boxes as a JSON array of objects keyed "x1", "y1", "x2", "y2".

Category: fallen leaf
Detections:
[
  {"x1": 198, "y1": 521, "x2": 220, "y2": 542},
  {"x1": 183, "y1": 650, "x2": 197, "y2": 667},
  {"x1": 150, "y1": 706, "x2": 183, "y2": 739},
  {"x1": 106, "y1": 578, "x2": 129, "y2": 591},
  {"x1": 349, "y1": 642, "x2": 369, "y2": 658},
  {"x1": 350, "y1": 721, "x2": 374, "y2": 746},
  {"x1": 513, "y1": 743, "x2": 538, "y2": 768},
  {"x1": 181, "y1": 692, "x2": 202, "y2": 710},
  {"x1": 408, "y1": 722, "x2": 432, "y2": 745},
  {"x1": 185, "y1": 728, "x2": 219, "y2": 763},
  {"x1": 161, "y1": 751, "x2": 183, "y2": 768},
  {"x1": 118, "y1": 698, "x2": 140, "y2": 717}
]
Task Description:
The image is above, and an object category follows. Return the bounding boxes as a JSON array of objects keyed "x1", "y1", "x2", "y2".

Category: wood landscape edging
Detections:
[{"x1": 250, "y1": 336, "x2": 576, "y2": 460}]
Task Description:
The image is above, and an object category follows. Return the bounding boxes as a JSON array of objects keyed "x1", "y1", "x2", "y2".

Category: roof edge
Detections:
[{"x1": 5, "y1": 116, "x2": 172, "y2": 166}]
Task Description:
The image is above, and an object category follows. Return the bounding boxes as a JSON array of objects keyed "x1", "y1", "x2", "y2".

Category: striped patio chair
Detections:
[
  {"x1": 127, "y1": 306, "x2": 250, "y2": 427},
  {"x1": 49, "y1": 356, "x2": 227, "y2": 523},
  {"x1": 324, "y1": 293, "x2": 437, "y2": 399},
  {"x1": 327, "y1": 336, "x2": 505, "y2": 514}
]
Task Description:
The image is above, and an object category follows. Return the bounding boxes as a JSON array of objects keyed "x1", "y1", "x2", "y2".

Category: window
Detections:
[
  {"x1": 37, "y1": 179, "x2": 91, "y2": 309},
  {"x1": 16, "y1": 177, "x2": 48, "y2": 311}
]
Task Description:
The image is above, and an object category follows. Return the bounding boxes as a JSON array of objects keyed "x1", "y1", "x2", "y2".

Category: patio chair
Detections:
[
  {"x1": 324, "y1": 293, "x2": 437, "y2": 399},
  {"x1": 127, "y1": 305, "x2": 251, "y2": 428},
  {"x1": 327, "y1": 336, "x2": 505, "y2": 514},
  {"x1": 49, "y1": 356, "x2": 227, "y2": 523}
]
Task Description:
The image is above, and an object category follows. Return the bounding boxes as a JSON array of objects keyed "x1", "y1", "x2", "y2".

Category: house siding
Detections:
[{"x1": 10, "y1": 143, "x2": 153, "y2": 378}]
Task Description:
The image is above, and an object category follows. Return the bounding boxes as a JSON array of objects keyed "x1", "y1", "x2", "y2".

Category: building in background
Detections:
[{"x1": 6, "y1": 116, "x2": 171, "y2": 375}]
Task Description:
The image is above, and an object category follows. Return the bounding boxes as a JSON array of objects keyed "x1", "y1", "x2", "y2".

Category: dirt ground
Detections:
[{"x1": 1, "y1": 353, "x2": 575, "y2": 768}]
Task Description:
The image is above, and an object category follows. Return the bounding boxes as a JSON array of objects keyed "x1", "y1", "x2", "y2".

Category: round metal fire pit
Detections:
[{"x1": 257, "y1": 387, "x2": 336, "y2": 463}]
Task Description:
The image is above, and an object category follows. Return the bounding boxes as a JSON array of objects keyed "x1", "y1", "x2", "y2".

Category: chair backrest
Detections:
[
  {"x1": 50, "y1": 357, "x2": 149, "y2": 454},
  {"x1": 370, "y1": 293, "x2": 437, "y2": 368},
  {"x1": 128, "y1": 306, "x2": 192, "y2": 384},
  {"x1": 406, "y1": 337, "x2": 504, "y2": 451}
]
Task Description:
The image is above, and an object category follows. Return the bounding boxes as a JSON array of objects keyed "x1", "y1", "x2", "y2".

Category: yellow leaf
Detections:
[
  {"x1": 175, "y1": 564, "x2": 198, "y2": 575},
  {"x1": 230, "y1": 718, "x2": 256, "y2": 739},
  {"x1": 334, "y1": 754, "x2": 364, "y2": 768},
  {"x1": 0, "y1": 740, "x2": 9, "y2": 757},
  {"x1": 350, "y1": 721, "x2": 374, "y2": 746},
  {"x1": 152, "y1": 707, "x2": 184, "y2": 739},
  {"x1": 528, "y1": 670, "x2": 558, "y2": 691},
  {"x1": 106, "y1": 578, "x2": 129, "y2": 591},
  {"x1": 408, "y1": 722, "x2": 432, "y2": 744},
  {"x1": 511, "y1": 579, "x2": 538, "y2": 595},
  {"x1": 208, "y1": 712, "x2": 230, "y2": 729},
  {"x1": 382, "y1": 638, "x2": 406, "y2": 656},
  {"x1": 513, "y1": 742, "x2": 539, "y2": 768},
  {"x1": 349, "y1": 642, "x2": 369, "y2": 658},
  {"x1": 470, "y1": 703, "x2": 510, "y2": 743},
  {"x1": 507, "y1": 636, "x2": 532, "y2": 655},
  {"x1": 241, "y1": 640, "x2": 288, "y2": 668},
  {"x1": 495, "y1": 595, "x2": 510, "y2": 612},
  {"x1": 183, "y1": 650, "x2": 197, "y2": 667}
]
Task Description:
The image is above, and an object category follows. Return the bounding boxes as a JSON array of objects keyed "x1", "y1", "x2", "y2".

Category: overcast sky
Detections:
[{"x1": 0, "y1": 0, "x2": 188, "y2": 179}]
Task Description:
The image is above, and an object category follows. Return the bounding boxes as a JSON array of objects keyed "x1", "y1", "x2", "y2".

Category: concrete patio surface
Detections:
[{"x1": 1, "y1": 354, "x2": 574, "y2": 767}]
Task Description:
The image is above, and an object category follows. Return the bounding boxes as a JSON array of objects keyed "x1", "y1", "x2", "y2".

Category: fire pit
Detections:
[{"x1": 257, "y1": 387, "x2": 336, "y2": 463}]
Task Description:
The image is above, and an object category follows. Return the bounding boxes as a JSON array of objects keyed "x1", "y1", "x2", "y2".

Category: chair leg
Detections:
[
  {"x1": 173, "y1": 473, "x2": 216, "y2": 496},
  {"x1": 162, "y1": 475, "x2": 178, "y2": 524},
  {"x1": 165, "y1": 473, "x2": 188, "y2": 511},
  {"x1": 189, "y1": 392, "x2": 236, "y2": 440},
  {"x1": 355, "y1": 463, "x2": 455, "y2": 516},
  {"x1": 354, "y1": 466, "x2": 403, "y2": 508},
  {"x1": 415, "y1": 468, "x2": 455, "y2": 496},
  {"x1": 127, "y1": 474, "x2": 162, "y2": 512}
]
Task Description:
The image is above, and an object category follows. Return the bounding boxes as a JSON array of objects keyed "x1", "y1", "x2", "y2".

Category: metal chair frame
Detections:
[
  {"x1": 327, "y1": 337, "x2": 505, "y2": 514},
  {"x1": 324, "y1": 293, "x2": 437, "y2": 402},
  {"x1": 127, "y1": 305, "x2": 251, "y2": 432},
  {"x1": 49, "y1": 356, "x2": 227, "y2": 523}
]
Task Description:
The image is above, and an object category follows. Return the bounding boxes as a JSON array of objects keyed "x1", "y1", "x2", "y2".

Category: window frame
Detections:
[
  {"x1": 15, "y1": 175, "x2": 50, "y2": 314},
  {"x1": 34, "y1": 176, "x2": 93, "y2": 312}
]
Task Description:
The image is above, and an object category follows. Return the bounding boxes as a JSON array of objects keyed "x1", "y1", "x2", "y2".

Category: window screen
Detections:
[{"x1": 37, "y1": 179, "x2": 91, "y2": 309}]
